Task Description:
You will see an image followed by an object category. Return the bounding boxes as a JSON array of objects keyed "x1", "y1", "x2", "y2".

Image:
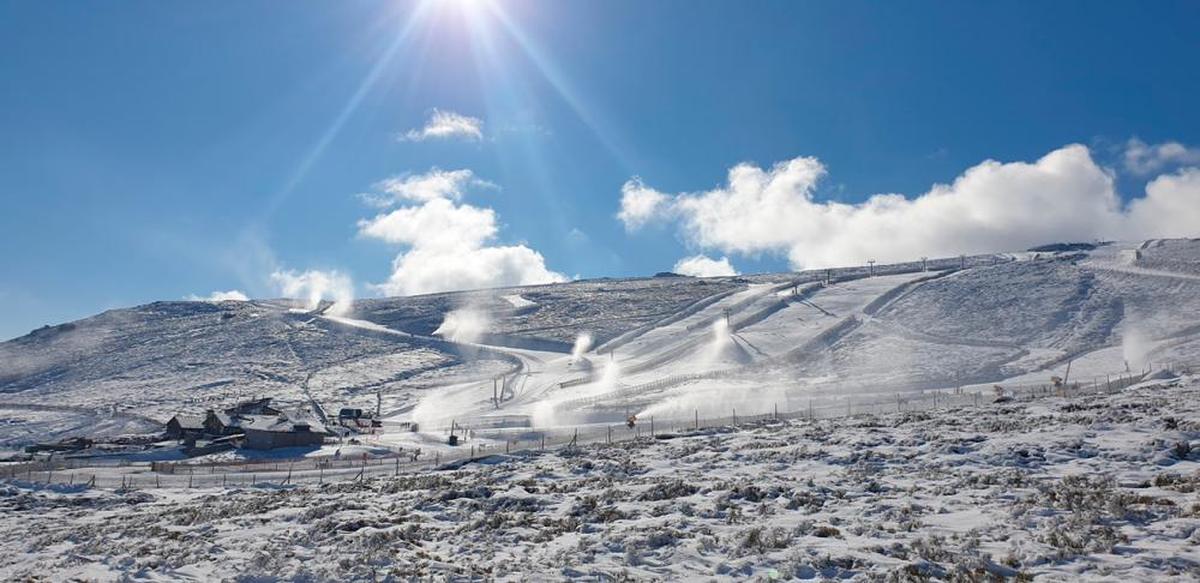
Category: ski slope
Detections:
[{"x1": 3, "y1": 240, "x2": 1200, "y2": 450}]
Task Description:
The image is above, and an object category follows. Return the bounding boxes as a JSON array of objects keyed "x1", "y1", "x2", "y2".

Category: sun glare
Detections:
[{"x1": 440, "y1": 0, "x2": 490, "y2": 15}]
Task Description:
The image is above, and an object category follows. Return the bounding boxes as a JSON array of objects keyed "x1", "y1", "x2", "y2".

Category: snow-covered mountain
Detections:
[
  {"x1": 3, "y1": 239, "x2": 1200, "y2": 581},
  {"x1": 3, "y1": 239, "x2": 1200, "y2": 449}
]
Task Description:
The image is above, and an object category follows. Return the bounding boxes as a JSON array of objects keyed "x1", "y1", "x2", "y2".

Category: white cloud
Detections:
[
  {"x1": 616, "y1": 178, "x2": 671, "y2": 231},
  {"x1": 1126, "y1": 168, "x2": 1200, "y2": 238},
  {"x1": 1124, "y1": 138, "x2": 1200, "y2": 175},
  {"x1": 621, "y1": 144, "x2": 1200, "y2": 269},
  {"x1": 359, "y1": 171, "x2": 566, "y2": 296},
  {"x1": 400, "y1": 109, "x2": 484, "y2": 142},
  {"x1": 371, "y1": 168, "x2": 493, "y2": 204},
  {"x1": 378, "y1": 245, "x2": 564, "y2": 297},
  {"x1": 360, "y1": 197, "x2": 497, "y2": 251},
  {"x1": 186, "y1": 290, "x2": 249, "y2": 302},
  {"x1": 672, "y1": 255, "x2": 739, "y2": 277},
  {"x1": 270, "y1": 269, "x2": 354, "y2": 316}
]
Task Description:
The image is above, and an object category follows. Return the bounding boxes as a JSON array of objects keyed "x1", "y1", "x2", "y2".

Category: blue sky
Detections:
[{"x1": 2, "y1": 1, "x2": 1199, "y2": 340}]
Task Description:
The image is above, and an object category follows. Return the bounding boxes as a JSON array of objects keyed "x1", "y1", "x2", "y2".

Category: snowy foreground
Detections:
[{"x1": 2, "y1": 378, "x2": 1198, "y2": 581}]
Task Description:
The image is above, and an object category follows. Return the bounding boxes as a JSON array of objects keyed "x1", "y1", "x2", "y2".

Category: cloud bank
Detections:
[
  {"x1": 1124, "y1": 138, "x2": 1200, "y2": 175},
  {"x1": 619, "y1": 144, "x2": 1200, "y2": 269},
  {"x1": 673, "y1": 255, "x2": 739, "y2": 277},
  {"x1": 359, "y1": 168, "x2": 566, "y2": 296},
  {"x1": 400, "y1": 109, "x2": 484, "y2": 142},
  {"x1": 270, "y1": 269, "x2": 354, "y2": 315}
]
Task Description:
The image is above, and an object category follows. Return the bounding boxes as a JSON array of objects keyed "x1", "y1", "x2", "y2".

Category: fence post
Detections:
[
  {"x1": 695, "y1": 409, "x2": 699, "y2": 430},
  {"x1": 733, "y1": 408, "x2": 737, "y2": 426},
  {"x1": 607, "y1": 426, "x2": 611, "y2": 444}
]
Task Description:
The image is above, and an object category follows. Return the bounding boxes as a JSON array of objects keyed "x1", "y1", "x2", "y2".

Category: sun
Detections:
[{"x1": 439, "y1": 0, "x2": 492, "y2": 15}]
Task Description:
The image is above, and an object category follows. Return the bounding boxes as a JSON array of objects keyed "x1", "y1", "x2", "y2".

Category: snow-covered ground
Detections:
[
  {"x1": 4, "y1": 241, "x2": 1200, "y2": 444},
  {"x1": 3, "y1": 240, "x2": 1200, "y2": 579},
  {"x1": 0, "y1": 301, "x2": 509, "y2": 443},
  {"x1": 1, "y1": 376, "x2": 1197, "y2": 581}
]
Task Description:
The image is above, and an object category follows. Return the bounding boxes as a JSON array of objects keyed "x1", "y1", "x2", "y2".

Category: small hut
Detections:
[
  {"x1": 239, "y1": 415, "x2": 329, "y2": 450},
  {"x1": 165, "y1": 414, "x2": 206, "y2": 440}
]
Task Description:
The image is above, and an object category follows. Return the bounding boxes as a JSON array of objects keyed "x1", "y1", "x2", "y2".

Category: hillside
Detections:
[{"x1": 1, "y1": 240, "x2": 1199, "y2": 451}]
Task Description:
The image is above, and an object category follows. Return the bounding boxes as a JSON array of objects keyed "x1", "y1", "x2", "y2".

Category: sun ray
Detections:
[
  {"x1": 480, "y1": 1, "x2": 636, "y2": 173},
  {"x1": 263, "y1": 2, "x2": 434, "y2": 218}
]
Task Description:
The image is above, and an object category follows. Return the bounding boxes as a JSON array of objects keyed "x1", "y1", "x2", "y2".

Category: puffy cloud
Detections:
[
  {"x1": 616, "y1": 178, "x2": 671, "y2": 231},
  {"x1": 672, "y1": 255, "x2": 739, "y2": 277},
  {"x1": 378, "y1": 245, "x2": 564, "y2": 297},
  {"x1": 185, "y1": 290, "x2": 249, "y2": 302},
  {"x1": 1124, "y1": 138, "x2": 1200, "y2": 175},
  {"x1": 370, "y1": 168, "x2": 493, "y2": 204},
  {"x1": 360, "y1": 197, "x2": 497, "y2": 250},
  {"x1": 270, "y1": 269, "x2": 354, "y2": 316},
  {"x1": 400, "y1": 109, "x2": 484, "y2": 142},
  {"x1": 359, "y1": 170, "x2": 566, "y2": 296},
  {"x1": 1126, "y1": 168, "x2": 1200, "y2": 238},
  {"x1": 622, "y1": 144, "x2": 1200, "y2": 269}
]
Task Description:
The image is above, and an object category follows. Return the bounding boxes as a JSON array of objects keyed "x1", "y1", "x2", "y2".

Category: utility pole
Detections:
[
  {"x1": 867, "y1": 259, "x2": 876, "y2": 277},
  {"x1": 921, "y1": 256, "x2": 928, "y2": 272}
]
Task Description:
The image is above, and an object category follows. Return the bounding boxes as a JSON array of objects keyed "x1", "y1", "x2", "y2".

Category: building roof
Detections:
[
  {"x1": 239, "y1": 413, "x2": 329, "y2": 435},
  {"x1": 169, "y1": 414, "x2": 206, "y2": 430},
  {"x1": 224, "y1": 397, "x2": 281, "y2": 416}
]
